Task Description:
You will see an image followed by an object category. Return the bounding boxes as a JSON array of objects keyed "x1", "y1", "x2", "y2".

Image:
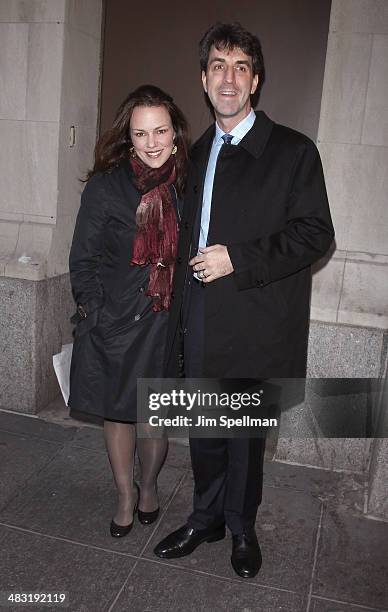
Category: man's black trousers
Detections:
[{"x1": 184, "y1": 278, "x2": 266, "y2": 535}]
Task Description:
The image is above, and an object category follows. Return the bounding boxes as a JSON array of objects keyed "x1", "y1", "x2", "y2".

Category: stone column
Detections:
[
  {"x1": 276, "y1": 0, "x2": 388, "y2": 474},
  {"x1": 312, "y1": 0, "x2": 388, "y2": 331},
  {"x1": 0, "y1": 0, "x2": 103, "y2": 413}
]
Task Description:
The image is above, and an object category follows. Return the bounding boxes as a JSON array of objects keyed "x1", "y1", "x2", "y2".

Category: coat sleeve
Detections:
[
  {"x1": 227, "y1": 141, "x2": 335, "y2": 291},
  {"x1": 69, "y1": 175, "x2": 109, "y2": 310}
]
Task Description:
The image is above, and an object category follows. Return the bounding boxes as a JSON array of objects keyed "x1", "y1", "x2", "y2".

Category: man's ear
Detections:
[
  {"x1": 201, "y1": 70, "x2": 208, "y2": 93},
  {"x1": 251, "y1": 74, "x2": 259, "y2": 95}
]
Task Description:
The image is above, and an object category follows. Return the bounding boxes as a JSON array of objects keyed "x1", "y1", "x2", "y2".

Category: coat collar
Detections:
[{"x1": 191, "y1": 110, "x2": 274, "y2": 165}]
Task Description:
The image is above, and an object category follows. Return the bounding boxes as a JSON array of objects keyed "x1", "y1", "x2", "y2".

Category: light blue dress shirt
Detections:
[{"x1": 198, "y1": 109, "x2": 256, "y2": 250}]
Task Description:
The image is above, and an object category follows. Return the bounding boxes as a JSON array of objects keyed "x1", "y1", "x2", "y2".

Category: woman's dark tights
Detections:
[{"x1": 103, "y1": 421, "x2": 167, "y2": 525}]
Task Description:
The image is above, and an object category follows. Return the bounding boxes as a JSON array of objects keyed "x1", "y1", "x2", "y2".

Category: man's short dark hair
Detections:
[{"x1": 199, "y1": 22, "x2": 265, "y2": 88}]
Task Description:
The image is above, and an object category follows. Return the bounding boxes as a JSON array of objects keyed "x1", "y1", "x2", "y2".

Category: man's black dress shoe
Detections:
[
  {"x1": 138, "y1": 506, "x2": 160, "y2": 525},
  {"x1": 154, "y1": 524, "x2": 225, "y2": 558},
  {"x1": 110, "y1": 482, "x2": 140, "y2": 538},
  {"x1": 231, "y1": 530, "x2": 262, "y2": 578}
]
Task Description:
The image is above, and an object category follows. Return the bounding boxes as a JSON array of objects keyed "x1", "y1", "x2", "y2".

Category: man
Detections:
[{"x1": 154, "y1": 23, "x2": 334, "y2": 578}]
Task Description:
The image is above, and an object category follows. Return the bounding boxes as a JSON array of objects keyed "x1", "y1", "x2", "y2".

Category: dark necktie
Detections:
[{"x1": 222, "y1": 133, "x2": 233, "y2": 145}]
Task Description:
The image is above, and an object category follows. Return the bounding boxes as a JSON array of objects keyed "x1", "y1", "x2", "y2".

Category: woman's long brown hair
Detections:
[{"x1": 87, "y1": 85, "x2": 190, "y2": 196}]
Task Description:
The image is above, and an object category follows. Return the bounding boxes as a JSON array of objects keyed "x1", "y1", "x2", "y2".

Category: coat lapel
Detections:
[{"x1": 239, "y1": 111, "x2": 274, "y2": 158}]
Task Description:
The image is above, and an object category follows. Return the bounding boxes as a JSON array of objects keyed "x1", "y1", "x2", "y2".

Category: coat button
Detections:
[
  {"x1": 184, "y1": 222, "x2": 189, "y2": 230},
  {"x1": 177, "y1": 256, "x2": 182, "y2": 264},
  {"x1": 134, "y1": 314, "x2": 141, "y2": 321},
  {"x1": 193, "y1": 185, "x2": 198, "y2": 193}
]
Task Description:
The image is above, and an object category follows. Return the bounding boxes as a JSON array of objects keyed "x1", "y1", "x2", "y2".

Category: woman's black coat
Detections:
[
  {"x1": 68, "y1": 161, "x2": 173, "y2": 422},
  {"x1": 164, "y1": 111, "x2": 335, "y2": 379}
]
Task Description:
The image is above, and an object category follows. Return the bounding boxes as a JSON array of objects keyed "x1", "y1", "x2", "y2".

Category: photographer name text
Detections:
[{"x1": 148, "y1": 415, "x2": 278, "y2": 428}]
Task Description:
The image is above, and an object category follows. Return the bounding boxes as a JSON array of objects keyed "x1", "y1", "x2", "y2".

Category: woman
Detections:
[{"x1": 68, "y1": 85, "x2": 189, "y2": 537}]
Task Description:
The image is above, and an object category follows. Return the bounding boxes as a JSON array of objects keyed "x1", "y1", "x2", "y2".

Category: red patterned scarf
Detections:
[{"x1": 130, "y1": 155, "x2": 178, "y2": 311}]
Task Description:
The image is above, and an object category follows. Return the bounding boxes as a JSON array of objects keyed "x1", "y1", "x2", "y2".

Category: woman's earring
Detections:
[
  {"x1": 129, "y1": 146, "x2": 136, "y2": 158},
  {"x1": 171, "y1": 144, "x2": 177, "y2": 155}
]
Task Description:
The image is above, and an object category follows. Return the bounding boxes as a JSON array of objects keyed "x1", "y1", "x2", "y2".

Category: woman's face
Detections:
[{"x1": 130, "y1": 105, "x2": 175, "y2": 168}]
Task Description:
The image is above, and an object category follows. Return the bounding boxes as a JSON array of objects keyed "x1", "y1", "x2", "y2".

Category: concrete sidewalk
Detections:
[{"x1": 0, "y1": 406, "x2": 387, "y2": 612}]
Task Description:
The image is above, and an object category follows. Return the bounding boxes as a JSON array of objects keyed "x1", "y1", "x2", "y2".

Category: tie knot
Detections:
[{"x1": 222, "y1": 133, "x2": 233, "y2": 145}]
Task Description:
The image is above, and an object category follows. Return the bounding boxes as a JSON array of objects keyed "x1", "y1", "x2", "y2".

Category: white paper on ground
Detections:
[{"x1": 52, "y1": 343, "x2": 73, "y2": 405}]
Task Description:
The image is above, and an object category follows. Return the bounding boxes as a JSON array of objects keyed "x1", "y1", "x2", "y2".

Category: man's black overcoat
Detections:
[{"x1": 164, "y1": 111, "x2": 334, "y2": 378}]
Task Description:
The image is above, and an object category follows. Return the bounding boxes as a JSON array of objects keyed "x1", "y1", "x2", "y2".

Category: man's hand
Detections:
[{"x1": 189, "y1": 244, "x2": 234, "y2": 283}]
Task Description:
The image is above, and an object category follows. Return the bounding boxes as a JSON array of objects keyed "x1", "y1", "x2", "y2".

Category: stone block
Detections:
[
  {"x1": 276, "y1": 322, "x2": 387, "y2": 471},
  {"x1": 317, "y1": 142, "x2": 353, "y2": 251},
  {"x1": 4, "y1": 222, "x2": 53, "y2": 280},
  {"x1": 319, "y1": 142, "x2": 388, "y2": 253},
  {"x1": 48, "y1": 214, "x2": 76, "y2": 277},
  {"x1": 368, "y1": 370, "x2": 388, "y2": 519},
  {"x1": 311, "y1": 255, "x2": 345, "y2": 323},
  {"x1": 0, "y1": 23, "x2": 28, "y2": 120},
  {"x1": 0, "y1": 120, "x2": 59, "y2": 220},
  {"x1": 0, "y1": 0, "x2": 66, "y2": 23},
  {"x1": 57, "y1": 122, "x2": 96, "y2": 218},
  {"x1": 308, "y1": 321, "x2": 386, "y2": 378},
  {"x1": 66, "y1": 0, "x2": 103, "y2": 39},
  {"x1": 276, "y1": 437, "x2": 369, "y2": 473},
  {"x1": 368, "y1": 437, "x2": 388, "y2": 519},
  {"x1": 13, "y1": 221, "x2": 52, "y2": 261},
  {"x1": 26, "y1": 23, "x2": 64, "y2": 122},
  {"x1": 47, "y1": 123, "x2": 97, "y2": 276},
  {"x1": 0, "y1": 221, "x2": 19, "y2": 265},
  {"x1": 0, "y1": 275, "x2": 73, "y2": 414},
  {"x1": 362, "y1": 34, "x2": 388, "y2": 146},
  {"x1": 276, "y1": 376, "x2": 379, "y2": 471},
  {"x1": 60, "y1": 25, "x2": 101, "y2": 128},
  {"x1": 338, "y1": 259, "x2": 388, "y2": 329},
  {"x1": 283, "y1": 381, "x2": 375, "y2": 437},
  {"x1": 0, "y1": 278, "x2": 35, "y2": 412},
  {"x1": 318, "y1": 33, "x2": 372, "y2": 144},
  {"x1": 330, "y1": 0, "x2": 388, "y2": 35}
]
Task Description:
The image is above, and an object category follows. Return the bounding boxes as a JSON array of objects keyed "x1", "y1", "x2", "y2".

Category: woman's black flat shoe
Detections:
[
  {"x1": 110, "y1": 482, "x2": 140, "y2": 538},
  {"x1": 110, "y1": 517, "x2": 134, "y2": 538},
  {"x1": 138, "y1": 506, "x2": 160, "y2": 525}
]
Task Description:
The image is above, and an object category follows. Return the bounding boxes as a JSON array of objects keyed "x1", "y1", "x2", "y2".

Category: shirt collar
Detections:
[
  {"x1": 215, "y1": 108, "x2": 256, "y2": 145},
  {"x1": 191, "y1": 111, "x2": 274, "y2": 163}
]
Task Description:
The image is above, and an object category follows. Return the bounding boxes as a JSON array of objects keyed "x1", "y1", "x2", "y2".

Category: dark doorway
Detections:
[{"x1": 100, "y1": 0, "x2": 331, "y2": 141}]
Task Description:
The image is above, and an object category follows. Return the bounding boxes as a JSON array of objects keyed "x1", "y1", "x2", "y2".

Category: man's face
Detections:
[{"x1": 202, "y1": 45, "x2": 259, "y2": 126}]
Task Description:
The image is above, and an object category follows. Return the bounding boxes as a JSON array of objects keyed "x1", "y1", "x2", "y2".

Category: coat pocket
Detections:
[{"x1": 73, "y1": 307, "x2": 101, "y2": 338}]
